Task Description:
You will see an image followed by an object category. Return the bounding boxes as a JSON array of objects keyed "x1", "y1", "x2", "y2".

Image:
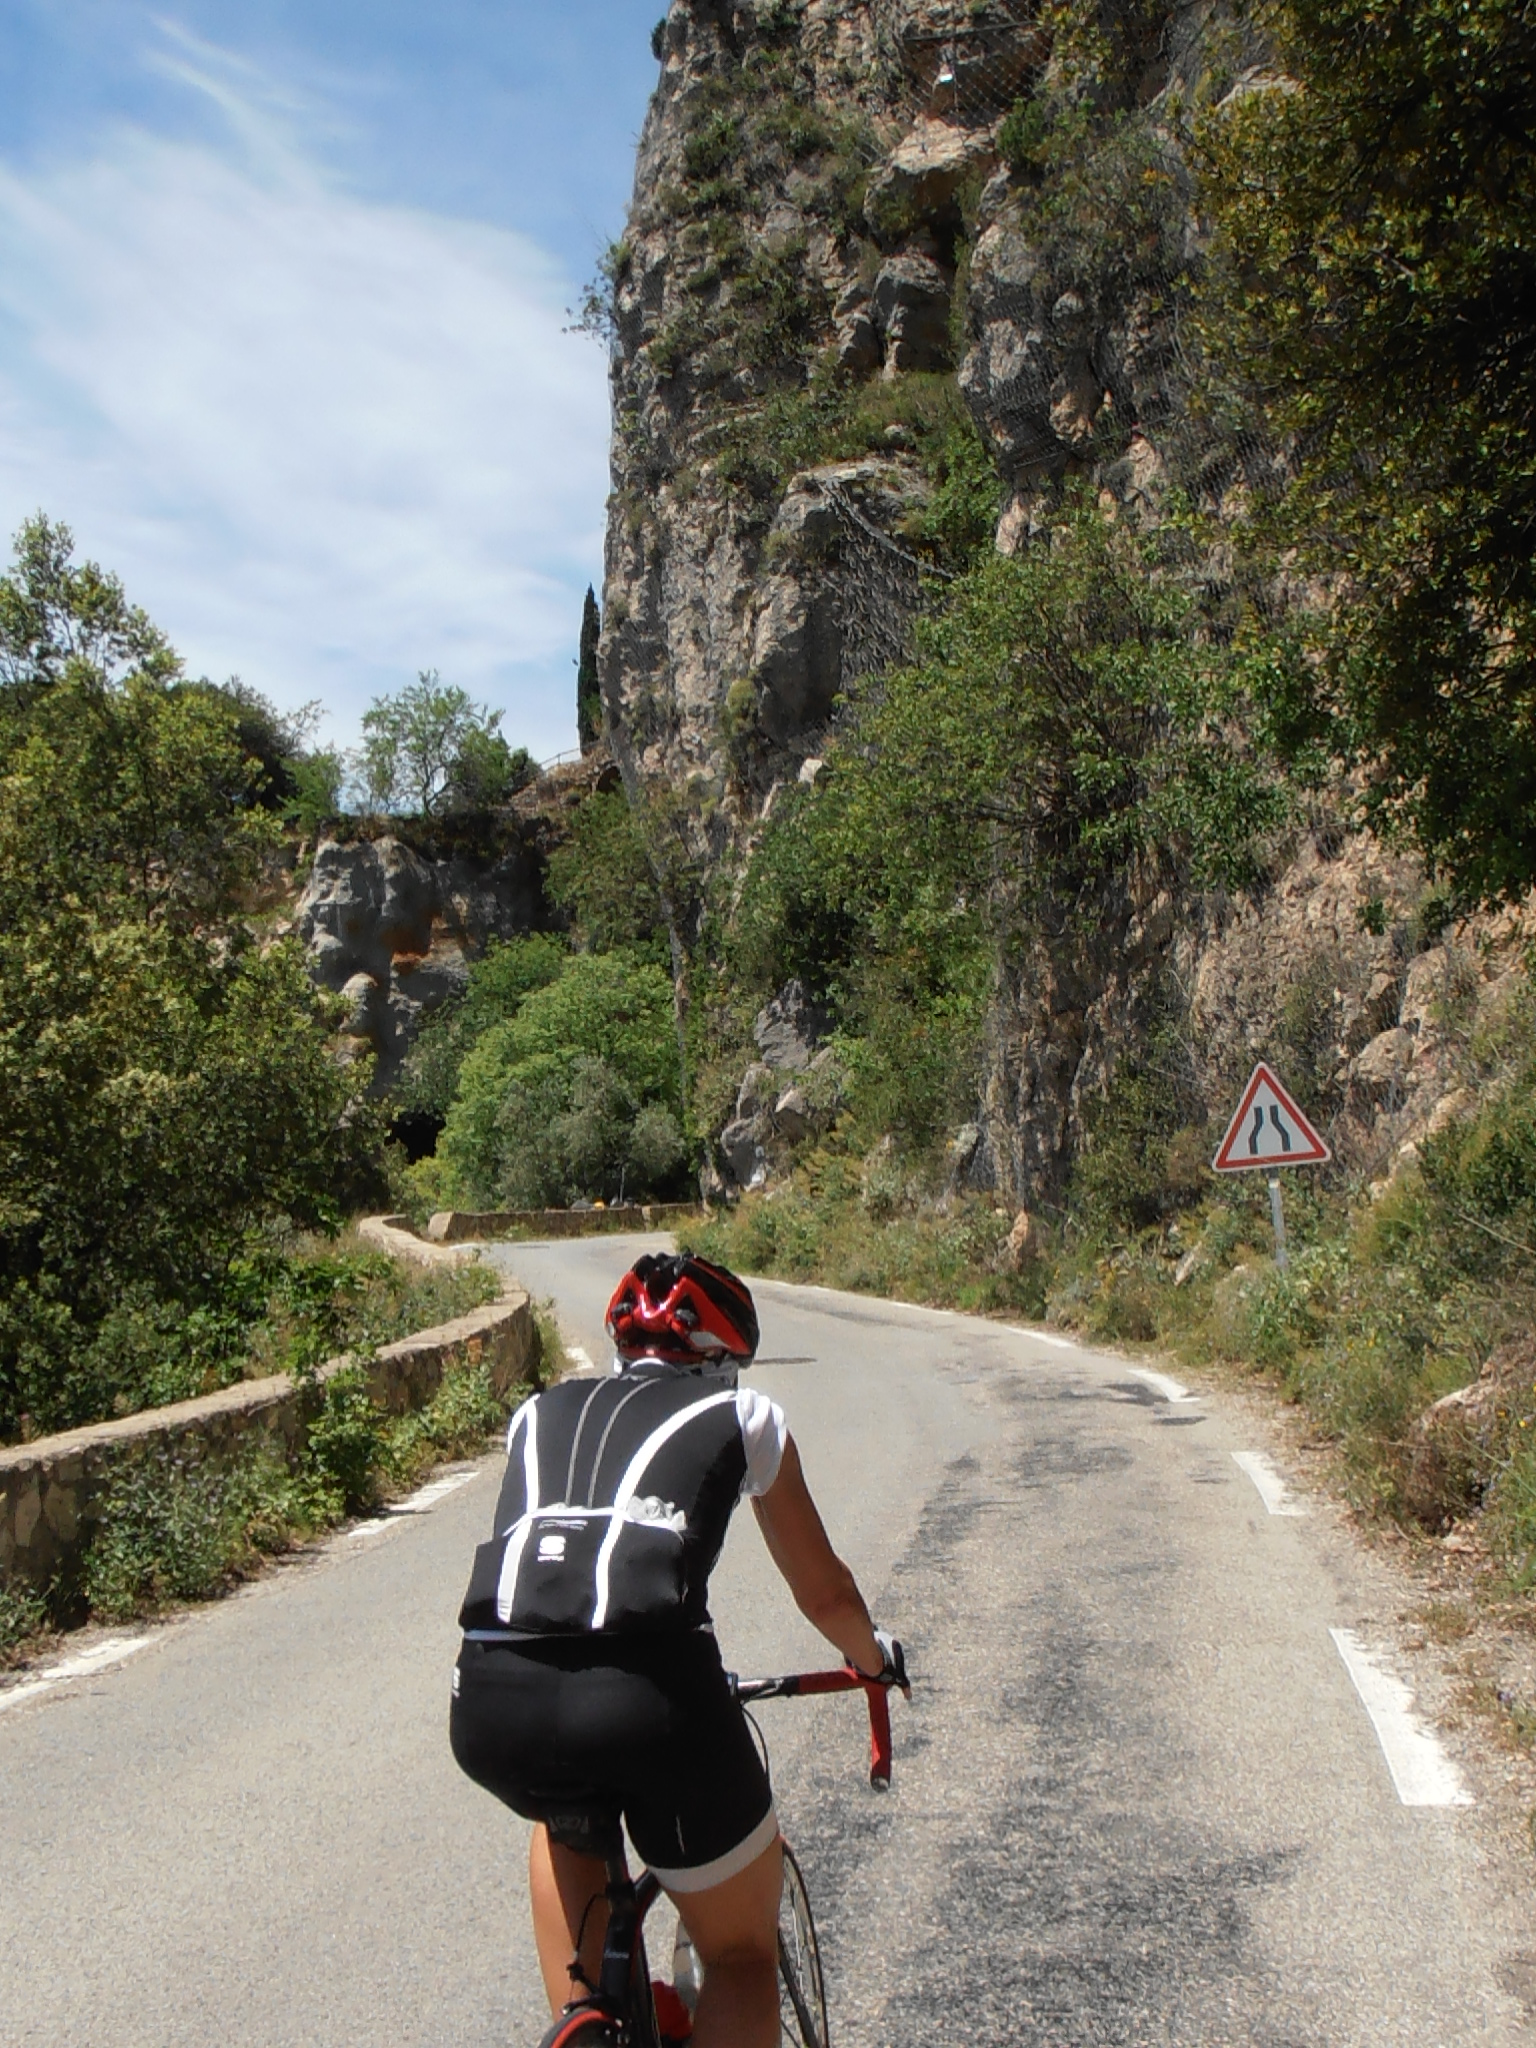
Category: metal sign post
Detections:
[
  {"x1": 1211, "y1": 1063, "x2": 1331, "y2": 1272},
  {"x1": 1267, "y1": 1175, "x2": 1288, "y2": 1269}
]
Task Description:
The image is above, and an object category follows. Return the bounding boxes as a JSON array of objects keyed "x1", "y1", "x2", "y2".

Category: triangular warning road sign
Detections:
[{"x1": 1212, "y1": 1062, "x2": 1330, "y2": 1172}]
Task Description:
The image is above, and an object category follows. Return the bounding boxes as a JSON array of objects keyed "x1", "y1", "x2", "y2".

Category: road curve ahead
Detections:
[{"x1": 2, "y1": 1232, "x2": 1533, "y2": 2046}]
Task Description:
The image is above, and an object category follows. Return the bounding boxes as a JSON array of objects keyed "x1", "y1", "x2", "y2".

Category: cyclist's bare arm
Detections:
[{"x1": 752, "y1": 1434, "x2": 884, "y2": 1678}]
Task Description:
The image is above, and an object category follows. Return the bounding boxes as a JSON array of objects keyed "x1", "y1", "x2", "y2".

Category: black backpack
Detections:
[{"x1": 459, "y1": 1364, "x2": 748, "y2": 1636}]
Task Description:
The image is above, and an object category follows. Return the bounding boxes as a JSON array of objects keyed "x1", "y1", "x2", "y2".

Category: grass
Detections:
[
  {"x1": 682, "y1": 1151, "x2": 1046, "y2": 1318},
  {"x1": 1, "y1": 1227, "x2": 502, "y2": 1446},
  {"x1": 236, "y1": 1229, "x2": 500, "y2": 1380}
]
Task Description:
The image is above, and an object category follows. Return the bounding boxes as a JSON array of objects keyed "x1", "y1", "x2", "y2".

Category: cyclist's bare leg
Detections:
[
  {"x1": 667, "y1": 1834, "x2": 783, "y2": 2048},
  {"x1": 528, "y1": 1824, "x2": 609, "y2": 2015}
]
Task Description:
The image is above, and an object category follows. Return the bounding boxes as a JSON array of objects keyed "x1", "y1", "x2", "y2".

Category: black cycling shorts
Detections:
[{"x1": 449, "y1": 1629, "x2": 776, "y2": 1892}]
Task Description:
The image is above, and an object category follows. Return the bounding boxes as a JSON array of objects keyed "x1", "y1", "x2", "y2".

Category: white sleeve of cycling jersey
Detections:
[{"x1": 736, "y1": 1385, "x2": 788, "y2": 1498}]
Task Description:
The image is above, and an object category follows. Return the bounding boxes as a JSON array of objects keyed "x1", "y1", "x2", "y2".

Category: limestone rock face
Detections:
[
  {"x1": 864, "y1": 117, "x2": 997, "y2": 235},
  {"x1": 598, "y1": 0, "x2": 1039, "y2": 809},
  {"x1": 871, "y1": 252, "x2": 953, "y2": 373},
  {"x1": 753, "y1": 980, "x2": 828, "y2": 1072},
  {"x1": 296, "y1": 834, "x2": 544, "y2": 1092},
  {"x1": 601, "y1": 3, "x2": 1514, "y2": 1202}
]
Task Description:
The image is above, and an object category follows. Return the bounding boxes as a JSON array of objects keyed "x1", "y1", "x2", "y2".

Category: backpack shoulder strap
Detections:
[{"x1": 590, "y1": 1387, "x2": 739, "y2": 1628}]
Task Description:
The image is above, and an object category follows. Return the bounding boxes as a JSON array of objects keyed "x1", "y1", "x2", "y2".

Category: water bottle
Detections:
[{"x1": 671, "y1": 1923, "x2": 702, "y2": 2014}]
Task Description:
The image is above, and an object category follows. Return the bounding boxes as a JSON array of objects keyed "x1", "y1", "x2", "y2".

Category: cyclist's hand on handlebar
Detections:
[{"x1": 852, "y1": 1628, "x2": 910, "y2": 1697}]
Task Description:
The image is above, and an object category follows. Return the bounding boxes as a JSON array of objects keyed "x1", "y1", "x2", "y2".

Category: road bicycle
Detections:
[{"x1": 534, "y1": 1664, "x2": 904, "y2": 2048}]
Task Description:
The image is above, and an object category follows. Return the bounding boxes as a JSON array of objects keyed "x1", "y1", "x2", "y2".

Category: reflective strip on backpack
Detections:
[
  {"x1": 589, "y1": 1389, "x2": 738, "y2": 1629},
  {"x1": 494, "y1": 1398, "x2": 541, "y2": 1624}
]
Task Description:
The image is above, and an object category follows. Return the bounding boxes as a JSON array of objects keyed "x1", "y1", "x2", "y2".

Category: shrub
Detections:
[
  {"x1": 434, "y1": 952, "x2": 687, "y2": 1208},
  {"x1": 81, "y1": 1444, "x2": 326, "y2": 1620},
  {"x1": 399, "y1": 934, "x2": 567, "y2": 1120},
  {"x1": 0, "y1": 1581, "x2": 47, "y2": 1664},
  {"x1": 305, "y1": 1368, "x2": 389, "y2": 1517}
]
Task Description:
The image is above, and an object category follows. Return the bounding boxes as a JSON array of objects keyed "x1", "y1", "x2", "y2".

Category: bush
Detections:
[
  {"x1": 0, "y1": 1581, "x2": 47, "y2": 1664},
  {"x1": 305, "y1": 1368, "x2": 389, "y2": 1517},
  {"x1": 399, "y1": 934, "x2": 567, "y2": 1120},
  {"x1": 682, "y1": 1158, "x2": 1045, "y2": 1318},
  {"x1": 436, "y1": 952, "x2": 686, "y2": 1209},
  {"x1": 81, "y1": 1444, "x2": 328, "y2": 1621}
]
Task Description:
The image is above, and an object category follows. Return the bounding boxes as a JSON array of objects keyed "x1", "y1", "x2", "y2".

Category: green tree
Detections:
[
  {"x1": 546, "y1": 788, "x2": 667, "y2": 956},
  {"x1": 0, "y1": 519, "x2": 381, "y2": 1438},
  {"x1": 436, "y1": 952, "x2": 684, "y2": 1207},
  {"x1": 398, "y1": 933, "x2": 568, "y2": 1118},
  {"x1": 443, "y1": 725, "x2": 535, "y2": 811},
  {"x1": 722, "y1": 497, "x2": 1283, "y2": 1150},
  {"x1": 576, "y1": 585, "x2": 602, "y2": 754},
  {"x1": 358, "y1": 670, "x2": 523, "y2": 816},
  {"x1": 1197, "y1": 0, "x2": 1536, "y2": 902}
]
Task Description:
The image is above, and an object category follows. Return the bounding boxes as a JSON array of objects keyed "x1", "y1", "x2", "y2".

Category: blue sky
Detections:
[{"x1": 0, "y1": 1, "x2": 661, "y2": 759}]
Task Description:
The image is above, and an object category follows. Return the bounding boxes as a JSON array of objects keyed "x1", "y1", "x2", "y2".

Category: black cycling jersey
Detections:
[{"x1": 458, "y1": 1363, "x2": 750, "y2": 1638}]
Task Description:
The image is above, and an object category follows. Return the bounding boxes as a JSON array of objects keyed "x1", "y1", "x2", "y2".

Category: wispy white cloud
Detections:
[{"x1": 0, "y1": 23, "x2": 610, "y2": 754}]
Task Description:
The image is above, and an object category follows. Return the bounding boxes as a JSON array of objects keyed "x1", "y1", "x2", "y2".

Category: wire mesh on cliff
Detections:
[
  {"x1": 817, "y1": 475, "x2": 951, "y2": 706},
  {"x1": 855, "y1": 0, "x2": 1279, "y2": 524},
  {"x1": 867, "y1": 0, "x2": 1049, "y2": 127}
]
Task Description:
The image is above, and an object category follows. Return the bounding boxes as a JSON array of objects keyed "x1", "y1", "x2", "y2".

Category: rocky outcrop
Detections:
[
  {"x1": 1404, "y1": 1332, "x2": 1536, "y2": 1529},
  {"x1": 598, "y1": 1, "x2": 1053, "y2": 808},
  {"x1": 294, "y1": 832, "x2": 545, "y2": 1091},
  {"x1": 709, "y1": 981, "x2": 844, "y2": 1194},
  {"x1": 600, "y1": 3, "x2": 1506, "y2": 1201}
]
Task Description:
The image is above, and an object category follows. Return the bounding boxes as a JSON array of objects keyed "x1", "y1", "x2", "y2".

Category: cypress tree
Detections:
[{"x1": 576, "y1": 585, "x2": 602, "y2": 754}]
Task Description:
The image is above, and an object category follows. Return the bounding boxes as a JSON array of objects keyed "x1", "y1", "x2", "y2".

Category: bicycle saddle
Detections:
[{"x1": 526, "y1": 1787, "x2": 627, "y2": 1861}]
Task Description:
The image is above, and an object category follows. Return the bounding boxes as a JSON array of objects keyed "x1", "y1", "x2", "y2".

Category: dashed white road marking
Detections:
[
  {"x1": 1330, "y1": 1627, "x2": 1473, "y2": 1808},
  {"x1": 0, "y1": 1633, "x2": 155, "y2": 1716},
  {"x1": 1023, "y1": 1330, "x2": 1079, "y2": 1350},
  {"x1": 1233, "y1": 1450, "x2": 1307, "y2": 1516},
  {"x1": 343, "y1": 1467, "x2": 479, "y2": 1543},
  {"x1": 393, "y1": 1470, "x2": 476, "y2": 1513},
  {"x1": 566, "y1": 1346, "x2": 597, "y2": 1374},
  {"x1": 1131, "y1": 1367, "x2": 1198, "y2": 1404}
]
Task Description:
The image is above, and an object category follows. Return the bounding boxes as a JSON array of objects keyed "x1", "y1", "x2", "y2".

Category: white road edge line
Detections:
[
  {"x1": 1330, "y1": 1627, "x2": 1472, "y2": 1808},
  {"x1": 1131, "y1": 1367, "x2": 1197, "y2": 1404},
  {"x1": 1233, "y1": 1450, "x2": 1307, "y2": 1516},
  {"x1": 344, "y1": 1466, "x2": 480, "y2": 1541},
  {"x1": 567, "y1": 1346, "x2": 596, "y2": 1373},
  {"x1": 1024, "y1": 1330, "x2": 1078, "y2": 1350},
  {"x1": 393, "y1": 1470, "x2": 477, "y2": 1514},
  {"x1": 0, "y1": 1633, "x2": 155, "y2": 1716}
]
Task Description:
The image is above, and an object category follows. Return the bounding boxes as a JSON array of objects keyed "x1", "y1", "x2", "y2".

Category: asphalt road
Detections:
[{"x1": 3, "y1": 1232, "x2": 1535, "y2": 2045}]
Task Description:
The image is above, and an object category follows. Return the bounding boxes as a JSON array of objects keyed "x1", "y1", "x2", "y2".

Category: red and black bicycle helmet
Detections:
[{"x1": 606, "y1": 1252, "x2": 759, "y2": 1365}]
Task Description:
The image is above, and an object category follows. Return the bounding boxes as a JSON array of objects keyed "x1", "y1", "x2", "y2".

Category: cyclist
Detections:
[{"x1": 449, "y1": 1250, "x2": 904, "y2": 2048}]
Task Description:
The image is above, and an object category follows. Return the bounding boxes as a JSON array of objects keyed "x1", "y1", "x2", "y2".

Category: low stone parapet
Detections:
[
  {"x1": 424, "y1": 1204, "x2": 700, "y2": 1243},
  {"x1": 357, "y1": 1213, "x2": 480, "y2": 1267},
  {"x1": 0, "y1": 1284, "x2": 533, "y2": 1596}
]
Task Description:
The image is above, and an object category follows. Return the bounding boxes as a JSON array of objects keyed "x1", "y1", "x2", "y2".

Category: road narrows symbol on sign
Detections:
[
  {"x1": 1212, "y1": 1063, "x2": 1329, "y2": 1272},
  {"x1": 1211, "y1": 1063, "x2": 1330, "y2": 1173}
]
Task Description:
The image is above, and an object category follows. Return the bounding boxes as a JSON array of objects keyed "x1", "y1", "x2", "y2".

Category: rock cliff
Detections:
[
  {"x1": 598, "y1": 0, "x2": 1507, "y2": 1197},
  {"x1": 284, "y1": 759, "x2": 616, "y2": 1093},
  {"x1": 292, "y1": 832, "x2": 545, "y2": 1093}
]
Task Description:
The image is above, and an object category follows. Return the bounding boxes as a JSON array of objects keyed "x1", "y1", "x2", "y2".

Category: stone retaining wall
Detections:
[
  {"x1": 0, "y1": 1285, "x2": 534, "y2": 1596},
  {"x1": 422, "y1": 1204, "x2": 700, "y2": 1243}
]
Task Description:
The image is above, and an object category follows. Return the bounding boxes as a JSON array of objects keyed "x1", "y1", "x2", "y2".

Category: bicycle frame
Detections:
[{"x1": 548, "y1": 1667, "x2": 899, "y2": 2042}]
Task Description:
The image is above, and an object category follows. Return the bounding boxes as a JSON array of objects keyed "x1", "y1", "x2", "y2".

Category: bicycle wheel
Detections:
[
  {"x1": 777, "y1": 1843, "x2": 829, "y2": 2048},
  {"x1": 535, "y1": 2012, "x2": 621, "y2": 2048}
]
